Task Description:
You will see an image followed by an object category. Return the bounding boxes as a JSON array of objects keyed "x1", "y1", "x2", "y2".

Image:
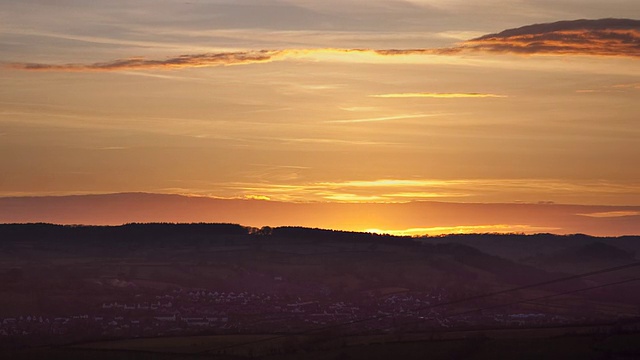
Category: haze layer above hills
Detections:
[{"x1": 1, "y1": 193, "x2": 639, "y2": 236}]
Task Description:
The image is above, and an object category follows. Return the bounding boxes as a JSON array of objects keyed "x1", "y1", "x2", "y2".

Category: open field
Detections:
[{"x1": 3, "y1": 326, "x2": 640, "y2": 360}]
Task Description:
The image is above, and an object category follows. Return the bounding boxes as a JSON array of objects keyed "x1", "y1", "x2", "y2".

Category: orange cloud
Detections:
[
  {"x1": 6, "y1": 19, "x2": 639, "y2": 72},
  {"x1": 6, "y1": 48, "x2": 378, "y2": 71},
  {"x1": 8, "y1": 50, "x2": 281, "y2": 71},
  {"x1": 577, "y1": 211, "x2": 640, "y2": 218},
  {"x1": 372, "y1": 48, "x2": 462, "y2": 56},
  {"x1": 463, "y1": 19, "x2": 640, "y2": 57}
]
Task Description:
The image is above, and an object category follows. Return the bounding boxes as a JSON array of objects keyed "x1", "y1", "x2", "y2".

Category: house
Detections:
[{"x1": 155, "y1": 314, "x2": 177, "y2": 322}]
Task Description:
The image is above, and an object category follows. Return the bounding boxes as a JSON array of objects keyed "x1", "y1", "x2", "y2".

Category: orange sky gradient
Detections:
[
  {"x1": 1, "y1": 194, "x2": 639, "y2": 236},
  {"x1": 1, "y1": 2, "x2": 639, "y2": 236}
]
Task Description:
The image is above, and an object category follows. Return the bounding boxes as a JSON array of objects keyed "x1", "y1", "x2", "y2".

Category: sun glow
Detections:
[{"x1": 365, "y1": 224, "x2": 562, "y2": 237}]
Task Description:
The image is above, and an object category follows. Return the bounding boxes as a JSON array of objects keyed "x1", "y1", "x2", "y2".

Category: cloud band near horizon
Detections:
[{"x1": 5, "y1": 18, "x2": 639, "y2": 71}]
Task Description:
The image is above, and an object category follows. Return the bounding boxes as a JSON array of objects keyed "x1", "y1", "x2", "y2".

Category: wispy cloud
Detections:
[
  {"x1": 576, "y1": 82, "x2": 640, "y2": 93},
  {"x1": 244, "y1": 195, "x2": 272, "y2": 201},
  {"x1": 323, "y1": 194, "x2": 387, "y2": 202},
  {"x1": 265, "y1": 137, "x2": 397, "y2": 146},
  {"x1": 98, "y1": 147, "x2": 128, "y2": 151},
  {"x1": 3, "y1": 29, "x2": 195, "y2": 51},
  {"x1": 6, "y1": 19, "x2": 639, "y2": 72},
  {"x1": 326, "y1": 113, "x2": 450, "y2": 124},
  {"x1": 611, "y1": 82, "x2": 640, "y2": 89},
  {"x1": 5, "y1": 48, "x2": 382, "y2": 71},
  {"x1": 220, "y1": 178, "x2": 640, "y2": 203},
  {"x1": 340, "y1": 106, "x2": 381, "y2": 112},
  {"x1": 577, "y1": 211, "x2": 640, "y2": 218},
  {"x1": 384, "y1": 192, "x2": 469, "y2": 199},
  {"x1": 317, "y1": 179, "x2": 460, "y2": 188},
  {"x1": 370, "y1": 93, "x2": 507, "y2": 98},
  {"x1": 7, "y1": 50, "x2": 281, "y2": 71}
]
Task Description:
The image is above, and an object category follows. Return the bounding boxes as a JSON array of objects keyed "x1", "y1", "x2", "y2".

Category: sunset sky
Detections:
[{"x1": 1, "y1": 1, "x2": 639, "y2": 235}]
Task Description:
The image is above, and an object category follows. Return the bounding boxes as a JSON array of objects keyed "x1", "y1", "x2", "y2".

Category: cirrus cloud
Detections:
[
  {"x1": 370, "y1": 93, "x2": 507, "y2": 98},
  {"x1": 577, "y1": 211, "x2": 640, "y2": 218}
]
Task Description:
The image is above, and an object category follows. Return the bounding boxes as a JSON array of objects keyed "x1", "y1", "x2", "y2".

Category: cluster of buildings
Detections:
[{"x1": 0, "y1": 285, "x2": 586, "y2": 347}]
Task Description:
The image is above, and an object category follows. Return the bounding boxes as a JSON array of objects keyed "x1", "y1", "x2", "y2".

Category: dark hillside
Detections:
[{"x1": 0, "y1": 224, "x2": 638, "y2": 356}]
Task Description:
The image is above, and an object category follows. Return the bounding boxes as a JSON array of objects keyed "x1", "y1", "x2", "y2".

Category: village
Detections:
[{"x1": 0, "y1": 283, "x2": 584, "y2": 347}]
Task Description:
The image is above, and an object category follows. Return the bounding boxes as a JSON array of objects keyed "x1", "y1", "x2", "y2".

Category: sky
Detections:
[{"x1": 1, "y1": 1, "x2": 639, "y2": 235}]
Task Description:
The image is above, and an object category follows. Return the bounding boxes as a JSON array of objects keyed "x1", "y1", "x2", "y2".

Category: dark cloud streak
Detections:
[
  {"x1": 7, "y1": 19, "x2": 639, "y2": 72},
  {"x1": 9, "y1": 50, "x2": 280, "y2": 71},
  {"x1": 465, "y1": 18, "x2": 640, "y2": 57}
]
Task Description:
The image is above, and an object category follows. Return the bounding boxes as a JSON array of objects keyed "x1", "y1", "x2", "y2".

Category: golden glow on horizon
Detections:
[
  {"x1": 364, "y1": 224, "x2": 562, "y2": 236},
  {"x1": 244, "y1": 195, "x2": 272, "y2": 201}
]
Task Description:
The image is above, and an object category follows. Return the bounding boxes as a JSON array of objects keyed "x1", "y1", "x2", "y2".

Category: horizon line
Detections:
[{"x1": 1, "y1": 222, "x2": 637, "y2": 238}]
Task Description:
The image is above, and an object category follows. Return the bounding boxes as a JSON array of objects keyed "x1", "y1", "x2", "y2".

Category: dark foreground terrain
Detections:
[{"x1": 1, "y1": 223, "x2": 639, "y2": 359}]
